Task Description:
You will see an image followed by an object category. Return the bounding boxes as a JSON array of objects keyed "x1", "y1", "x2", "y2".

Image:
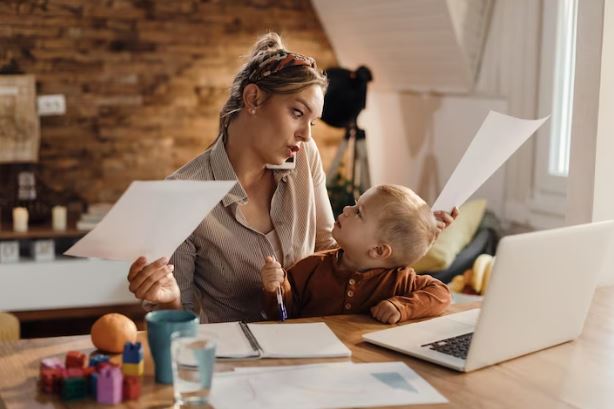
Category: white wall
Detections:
[
  {"x1": 362, "y1": 0, "x2": 541, "y2": 223},
  {"x1": 566, "y1": 0, "x2": 614, "y2": 286},
  {"x1": 362, "y1": 93, "x2": 507, "y2": 214}
]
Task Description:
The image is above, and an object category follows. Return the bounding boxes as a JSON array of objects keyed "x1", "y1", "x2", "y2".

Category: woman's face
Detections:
[{"x1": 250, "y1": 84, "x2": 324, "y2": 165}]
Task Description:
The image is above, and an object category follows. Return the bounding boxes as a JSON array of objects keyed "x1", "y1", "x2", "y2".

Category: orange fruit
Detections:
[{"x1": 90, "y1": 313, "x2": 137, "y2": 353}]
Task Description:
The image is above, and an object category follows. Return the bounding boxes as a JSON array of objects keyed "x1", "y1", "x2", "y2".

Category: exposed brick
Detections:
[{"x1": 0, "y1": 0, "x2": 342, "y2": 205}]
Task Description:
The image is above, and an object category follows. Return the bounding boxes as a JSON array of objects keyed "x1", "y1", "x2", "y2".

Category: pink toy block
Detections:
[{"x1": 96, "y1": 366, "x2": 123, "y2": 404}]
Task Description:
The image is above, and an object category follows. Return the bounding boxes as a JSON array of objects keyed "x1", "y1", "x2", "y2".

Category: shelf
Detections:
[{"x1": 0, "y1": 226, "x2": 88, "y2": 240}]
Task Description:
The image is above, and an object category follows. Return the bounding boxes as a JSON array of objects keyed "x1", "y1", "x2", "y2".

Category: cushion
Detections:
[{"x1": 412, "y1": 199, "x2": 487, "y2": 273}]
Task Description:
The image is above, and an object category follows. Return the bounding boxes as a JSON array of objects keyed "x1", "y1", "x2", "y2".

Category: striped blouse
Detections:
[{"x1": 166, "y1": 137, "x2": 336, "y2": 323}]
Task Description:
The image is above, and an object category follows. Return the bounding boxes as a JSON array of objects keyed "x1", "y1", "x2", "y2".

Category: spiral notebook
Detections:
[{"x1": 201, "y1": 322, "x2": 352, "y2": 359}]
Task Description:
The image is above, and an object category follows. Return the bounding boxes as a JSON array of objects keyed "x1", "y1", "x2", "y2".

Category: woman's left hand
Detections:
[{"x1": 433, "y1": 207, "x2": 459, "y2": 234}]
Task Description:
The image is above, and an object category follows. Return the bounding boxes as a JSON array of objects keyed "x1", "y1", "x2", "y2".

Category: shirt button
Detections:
[
  {"x1": 347, "y1": 290, "x2": 354, "y2": 297},
  {"x1": 348, "y1": 279, "x2": 356, "y2": 285},
  {"x1": 344, "y1": 303, "x2": 352, "y2": 310},
  {"x1": 282, "y1": 176, "x2": 288, "y2": 182}
]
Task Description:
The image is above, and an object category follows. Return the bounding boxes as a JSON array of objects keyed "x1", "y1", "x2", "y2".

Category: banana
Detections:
[
  {"x1": 471, "y1": 254, "x2": 494, "y2": 294},
  {"x1": 481, "y1": 256, "x2": 495, "y2": 294},
  {"x1": 449, "y1": 274, "x2": 466, "y2": 293}
]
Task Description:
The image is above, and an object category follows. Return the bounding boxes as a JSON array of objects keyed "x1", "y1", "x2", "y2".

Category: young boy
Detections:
[{"x1": 260, "y1": 184, "x2": 452, "y2": 324}]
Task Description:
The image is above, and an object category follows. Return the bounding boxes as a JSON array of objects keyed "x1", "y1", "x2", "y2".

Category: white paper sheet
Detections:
[
  {"x1": 432, "y1": 111, "x2": 549, "y2": 211},
  {"x1": 64, "y1": 181, "x2": 235, "y2": 261},
  {"x1": 209, "y1": 362, "x2": 447, "y2": 409}
]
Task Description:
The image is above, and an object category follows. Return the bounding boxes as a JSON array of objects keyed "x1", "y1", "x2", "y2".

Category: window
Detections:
[
  {"x1": 530, "y1": 0, "x2": 579, "y2": 227},
  {"x1": 548, "y1": 0, "x2": 578, "y2": 177}
]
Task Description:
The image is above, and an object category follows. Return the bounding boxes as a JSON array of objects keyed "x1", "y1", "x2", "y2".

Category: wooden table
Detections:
[{"x1": 2, "y1": 286, "x2": 614, "y2": 409}]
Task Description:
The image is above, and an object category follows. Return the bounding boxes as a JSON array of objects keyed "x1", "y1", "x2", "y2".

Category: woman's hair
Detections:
[
  {"x1": 216, "y1": 32, "x2": 328, "y2": 140},
  {"x1": 374, "y1": 185, "x2": 439, "y2": 267}
]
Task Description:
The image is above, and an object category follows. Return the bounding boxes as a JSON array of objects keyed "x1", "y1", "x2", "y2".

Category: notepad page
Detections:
[
  {"x1": 247, "y1": 322, "x2": 351, "y2": 358},
  {"x1": 199, "y1": 322, "x2": 258, "y2": 358}
]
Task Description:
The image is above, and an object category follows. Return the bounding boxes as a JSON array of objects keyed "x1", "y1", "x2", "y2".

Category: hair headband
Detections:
[{"x1": 249, "y1": 50, "x2": 317, "y2": 82}]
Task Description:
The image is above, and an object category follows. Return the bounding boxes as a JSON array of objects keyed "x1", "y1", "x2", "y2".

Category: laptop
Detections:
[{"x1": 363, "y1": 220, "x2": 614, "y2": 372}]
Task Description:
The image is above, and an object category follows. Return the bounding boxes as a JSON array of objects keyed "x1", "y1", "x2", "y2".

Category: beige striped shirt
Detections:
[{"x1": 166, "y1": 137, "x2": 336, "y2": 323}]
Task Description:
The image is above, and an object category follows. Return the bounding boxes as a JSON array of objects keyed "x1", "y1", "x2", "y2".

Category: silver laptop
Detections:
[{"x1": 363, "y1": 220, "x2": 614, "y2": 372}]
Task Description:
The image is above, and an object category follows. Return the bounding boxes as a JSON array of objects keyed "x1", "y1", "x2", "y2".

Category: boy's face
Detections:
[{"x1": 332, "y1": 187, "x2": 384, "y2": 259}]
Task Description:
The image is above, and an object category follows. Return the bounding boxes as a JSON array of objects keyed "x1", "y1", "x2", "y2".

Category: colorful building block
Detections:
[
  {"x1": 65, "y1": 368, "x2": 85, "y2": 378},
  {"x1": 39, "y1": 368, "x2": 62, "y2": 394},
  {"x1": 61, "y1": 376, "x2": 87, "y2": 401},
  {"x1": 89, "y1": 372, "x2": 98, "y2": 398},
  {"x1": 89, "y1": 354, "x2": 109, "y2": 367},
  {"x1": 65, "y1": 351, "x2": 87, "y2": 368},
  {"x1": 40, "y1": 357, "x2": 64, "y2": 370},
  {"x1": 96, "y1": 361, "x2": 120, "y2": 372},
  {"x1": 122, "y1": 361, "x2": 144, "y2": 377},
  {"x1": 122, "y1": 342, "x2": 144, "y2": 364},
  {"x1": 97, "y1": 366, "x2": 123, "y2": 404},
  {"x1": 122, "y1": 376, "x2": 141, "y2": 401}
]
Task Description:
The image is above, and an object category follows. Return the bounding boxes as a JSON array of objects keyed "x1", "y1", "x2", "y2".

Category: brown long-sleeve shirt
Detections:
[{"x1": 264, "y1": 248, "x2": 451, "y2": 322}]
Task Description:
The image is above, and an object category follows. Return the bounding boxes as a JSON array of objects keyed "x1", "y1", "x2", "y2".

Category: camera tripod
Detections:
[{"x1": 326, "y1": 123, "x2": 371, "y2": 200}]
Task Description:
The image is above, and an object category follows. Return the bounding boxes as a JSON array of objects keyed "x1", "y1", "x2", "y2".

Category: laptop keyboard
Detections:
[{"x1": 421, "y1": 332, "x2": 473, "y2": 360}]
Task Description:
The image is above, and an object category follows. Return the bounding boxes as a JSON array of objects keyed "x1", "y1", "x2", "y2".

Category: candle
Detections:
[
  {"x1": 52, "y1": 205, "x2": 67, "y2": 231},
  {"x1": 13, "y1": 207, "x2": 28, "y2": 232}
]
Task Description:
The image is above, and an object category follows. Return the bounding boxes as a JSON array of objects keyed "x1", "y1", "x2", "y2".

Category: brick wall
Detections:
[{"x1": 0, "y1": 0, "x2": 343, "y2": 204}]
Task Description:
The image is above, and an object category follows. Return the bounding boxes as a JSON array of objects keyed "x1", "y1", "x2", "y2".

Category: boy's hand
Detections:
[
  {"x1": 370, "y1": 300, "x2": 401, "y2": 324},
  {"x1": 260, "y1": 256, "x2": 284, "y2": 293},
  {"x1": 434, "y1": 207, "x2": 459, "y2": 236}
]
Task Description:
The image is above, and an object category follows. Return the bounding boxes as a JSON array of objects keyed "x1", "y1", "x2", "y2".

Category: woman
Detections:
[{"x1": 127, "y1": 33, "x2": 457, "y2": 323}]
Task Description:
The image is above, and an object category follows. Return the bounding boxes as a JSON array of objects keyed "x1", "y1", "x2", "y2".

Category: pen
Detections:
[{"x1": 276, "y1": 285, "x2": 288, "y2": 321}]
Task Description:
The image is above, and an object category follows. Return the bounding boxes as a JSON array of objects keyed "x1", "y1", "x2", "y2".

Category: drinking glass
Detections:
[{"x1": 171, "y1": 330, "x2": 217, "y2": 407}]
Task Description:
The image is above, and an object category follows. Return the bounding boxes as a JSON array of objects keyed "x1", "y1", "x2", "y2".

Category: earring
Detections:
[{"x1": 249, "y1": 108, "x2": 256, "y2": 115}]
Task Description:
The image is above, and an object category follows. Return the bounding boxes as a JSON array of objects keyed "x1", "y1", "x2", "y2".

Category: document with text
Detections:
[{"x1": 209, "y1": 361, "x2": 447, "y2": 408}]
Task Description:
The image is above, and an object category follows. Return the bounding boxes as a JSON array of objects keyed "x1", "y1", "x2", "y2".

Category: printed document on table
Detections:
[
  {"x1": 64, "y1": 181, "x2": 235, "y2": 262},
  {"x1": 432, "y1": 111, "x2": 549, "y2": 212},
  {"x1": 209, "y1": 361, "x2": 447, "y2": 409}
]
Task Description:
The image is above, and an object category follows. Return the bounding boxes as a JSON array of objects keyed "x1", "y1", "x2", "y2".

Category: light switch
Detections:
[{"x1": 37, "y1": 94, "x2": 66, "y2": 116}]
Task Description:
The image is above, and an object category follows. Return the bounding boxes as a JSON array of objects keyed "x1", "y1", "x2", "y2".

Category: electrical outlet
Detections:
[{"x1": 37, "y1": 94, "x2": 66, "y2": 116}]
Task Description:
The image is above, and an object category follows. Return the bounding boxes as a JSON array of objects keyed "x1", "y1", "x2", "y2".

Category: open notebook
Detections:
[{"x1": 201, "y1": 322, "x2": 352, "y2": 359}]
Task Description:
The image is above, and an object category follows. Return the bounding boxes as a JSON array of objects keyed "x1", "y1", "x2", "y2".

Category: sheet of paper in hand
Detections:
[
  {"x1": 433, "y1": 111, "x2": 549, "y2": 212},
  {"x1": 65, "y1": 180, "x2": 235, "y2": 262}
]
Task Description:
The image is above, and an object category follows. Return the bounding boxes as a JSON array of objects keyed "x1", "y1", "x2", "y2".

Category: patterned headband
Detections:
[{"x1": 249, "y1": 50, "x2": 317, "y2": 82}]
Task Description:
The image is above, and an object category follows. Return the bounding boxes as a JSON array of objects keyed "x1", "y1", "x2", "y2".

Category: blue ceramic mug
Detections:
[{"x1": 146, "y1": 310, "x2": 199, "y2": 384}]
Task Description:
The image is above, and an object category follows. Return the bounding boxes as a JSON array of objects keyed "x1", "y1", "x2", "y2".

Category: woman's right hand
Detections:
[
  {"x1": 260, "y1": 256, "x2": 285, "y2": 293},
  {"x1": 128, "y1": 256, "x2": 181, "y2": 306}
]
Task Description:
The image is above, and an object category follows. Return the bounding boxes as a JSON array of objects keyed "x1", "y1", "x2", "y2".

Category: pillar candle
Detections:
[
  {"x1": 52, "y1": 205, "x2": 67, "y2": 231},
  {"x1": 13, "y1": 207, "x2": 28, "y2": 232}
]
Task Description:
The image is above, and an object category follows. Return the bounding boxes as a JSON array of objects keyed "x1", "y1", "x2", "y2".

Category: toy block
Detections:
[
  {"x1": 122, "y1": 376, "x2": 141, "y2": 401},
  {"x1": 122, "y1": 361, "x2": 144, "y2": 377},
  {"x1": 89, "y1": 372, "x2": 98, "y2": 398},
  {"x1": 97, "y1": 366, "x2": 123, "y2": 404},
  {"x1": 89, "y1": 353, "x2": 109, "y2": 367},
  {"x1": 65, "y1": 351, "x2": 87, "y2": 368},
  {"x1": 96, "y1": 361, "x2": 120, "y2": 372},
  {"x1": 40, "y1": 357, "x2": 64, "y2": 370},
  {"x1": 122, "y1": 341, "x2": 144, "y2": 364},
  {"x1": 39, "y1": 368, "x2": 62, "y2": 394},
  {"x1": 61, "y1": 377, "x2": 87, "y2": 401},
  {"x1": 64, "y1": 368, "x2": 85, "y2": 378}
]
